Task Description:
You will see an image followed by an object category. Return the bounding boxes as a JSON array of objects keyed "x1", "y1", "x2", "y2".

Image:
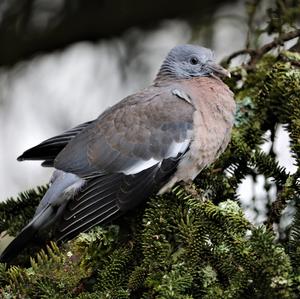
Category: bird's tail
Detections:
[
  {"x1": 0, "y1": 203, "x2": 57, "y2": 263},
  {"x1": 0, "y1": 224, "x2": 37, "y2": 263},
  {"x1": 0, "y1": 170, "x2": 85, "y2": 264}
]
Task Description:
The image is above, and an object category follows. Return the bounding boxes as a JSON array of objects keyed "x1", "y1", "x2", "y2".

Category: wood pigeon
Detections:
[{"x1": 0, "y1": 44, "x2": 236, "y2": 262}]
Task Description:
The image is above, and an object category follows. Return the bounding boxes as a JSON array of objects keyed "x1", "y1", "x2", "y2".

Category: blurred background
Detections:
[{"x1": 0, "y1": 0, "x2": 297, "y2": 225}]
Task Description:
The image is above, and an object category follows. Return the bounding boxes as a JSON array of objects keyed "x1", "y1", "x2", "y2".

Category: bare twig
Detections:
[
  {"x1": 250, "y1": 28, "x2": 300, "y2": 65},
  {"x1": 224, "y1": 29, "x2": 300, "y2": 67}
]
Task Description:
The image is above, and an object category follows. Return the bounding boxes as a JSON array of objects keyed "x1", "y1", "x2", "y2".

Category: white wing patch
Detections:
[
  {"x1": 165, "y1": 139, "x2": 190, "y2": 157},
  {"x1": 122, "y1": 140, "x2": 190, "y2": 175},
  {"x1": 122, "y1": 157, "x2": 160, "y2": 175}
]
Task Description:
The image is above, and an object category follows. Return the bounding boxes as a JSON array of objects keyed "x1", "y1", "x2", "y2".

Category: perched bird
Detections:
[{"x1": 0, "y1": 44, "x2": 235, "y2": 262}]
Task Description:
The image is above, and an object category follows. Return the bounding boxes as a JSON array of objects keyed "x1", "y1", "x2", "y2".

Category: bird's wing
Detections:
[
  {"x1": 56, "y1": 154, "x2": 182, "y2": 241},
  {"x1": 54, "y1": 88, "x2": 195, "y2": 176},
  {"x1": 17, "y1": 120, "x2": 94, "y2": 167},
  {"x1": 53, "y1": 88, "x2": 195, "y2": 241}
]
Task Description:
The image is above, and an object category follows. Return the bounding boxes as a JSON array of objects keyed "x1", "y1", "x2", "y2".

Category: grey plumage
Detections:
[{"x1": 0, "y1": 45, "x2": 235, "y2": 263}]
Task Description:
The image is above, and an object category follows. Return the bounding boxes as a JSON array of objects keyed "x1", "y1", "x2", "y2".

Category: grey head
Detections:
[{"x1": 156, "y1": 44, "x2": 230, "y2": 81}]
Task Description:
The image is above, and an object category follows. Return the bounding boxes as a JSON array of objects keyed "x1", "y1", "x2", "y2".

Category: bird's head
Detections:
[{"x1": 156, "y1": 44, "x2": 230, "y2": 81}]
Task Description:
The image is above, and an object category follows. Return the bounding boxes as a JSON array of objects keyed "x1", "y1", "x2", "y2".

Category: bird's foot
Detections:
[{"x1": 180, "y1": 181, "x2": 205, "y2": 201}]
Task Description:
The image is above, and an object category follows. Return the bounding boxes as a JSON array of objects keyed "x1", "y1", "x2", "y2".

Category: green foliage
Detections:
[
  {"x1": 1, "y1": 190, "x2": 299, "y2": 298},
  {"x1": 0, "y1": 186, "x2": 48, "y2": 235},
  {"x1": 1, "y1": 1, "x2": 300, "y2": 298},
  {"x1": 0, "y1": 241, "x2": 91, "y2": 298}
]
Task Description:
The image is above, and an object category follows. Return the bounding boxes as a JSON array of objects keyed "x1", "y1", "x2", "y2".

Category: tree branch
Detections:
[
  {"x1": 224, "y1": 28, "x2": 300, "y2": 67},
  {"x1": 251, "y1": 28, "x2": 300, "y2": 65}
]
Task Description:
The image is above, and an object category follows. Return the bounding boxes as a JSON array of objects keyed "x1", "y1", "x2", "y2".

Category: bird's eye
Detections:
[{"x1": 190, "y1": 57, "x2": 199, "y2": 65}]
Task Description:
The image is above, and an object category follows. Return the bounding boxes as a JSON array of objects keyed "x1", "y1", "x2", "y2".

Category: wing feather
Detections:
[
  {"x1": 55, "y1": 153, "x2": 185, "y2": 242},
  {"x1": 17, "y1": 120, "x2": 94, "y2": 165}
]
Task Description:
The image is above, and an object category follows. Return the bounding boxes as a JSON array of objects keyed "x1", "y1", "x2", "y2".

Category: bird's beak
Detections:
[{"x1": 207, "y1": 62, "x2": 231, "y2": 78}]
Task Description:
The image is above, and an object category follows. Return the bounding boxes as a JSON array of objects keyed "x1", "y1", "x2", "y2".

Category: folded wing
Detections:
[{"x1": 19, "y1": 87, "x2": 195, "y2": 242}]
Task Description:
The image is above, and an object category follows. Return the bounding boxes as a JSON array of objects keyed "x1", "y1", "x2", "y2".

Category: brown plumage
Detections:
[
  {"x1": 0, "y1": 44, "x2": 235, "y2": 263},
  {"x1": 159, "y1": 77, "x2": 235, "y2": 192}
]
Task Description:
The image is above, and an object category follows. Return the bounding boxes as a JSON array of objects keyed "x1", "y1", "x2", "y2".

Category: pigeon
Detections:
[{"x1": 0, "y1": 44, "x2": 235, "y2": 262}]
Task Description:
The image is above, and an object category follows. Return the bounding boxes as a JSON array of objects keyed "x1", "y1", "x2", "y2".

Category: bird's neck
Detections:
[{"x1": 154, "y1": 70, "x2": 178, "y2": 85}]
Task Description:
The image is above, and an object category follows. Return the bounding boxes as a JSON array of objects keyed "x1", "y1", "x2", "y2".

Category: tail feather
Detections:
[{"x1": 0, "y1": 225, "x2": 37, "y2": 263}]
